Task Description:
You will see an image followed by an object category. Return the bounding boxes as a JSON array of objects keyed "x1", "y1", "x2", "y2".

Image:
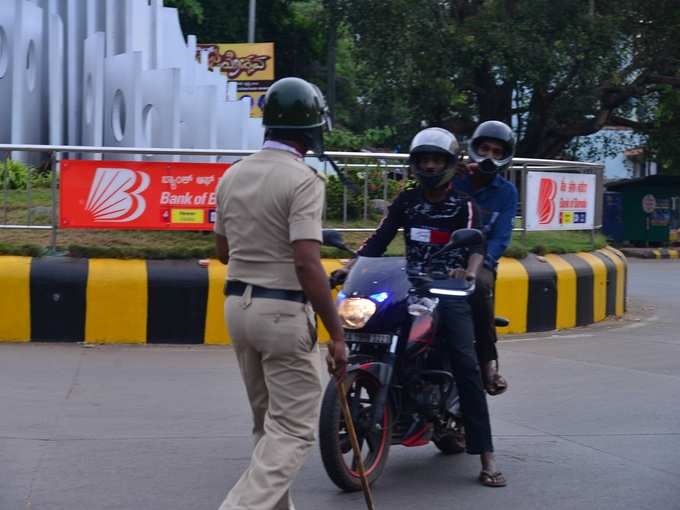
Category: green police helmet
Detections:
[{"x1": 262, "y1": 77, "x2": 330, "y2": 130}]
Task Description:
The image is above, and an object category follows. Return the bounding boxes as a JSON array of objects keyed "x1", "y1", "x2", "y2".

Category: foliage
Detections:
[
  {"x1": 567, "y1": 128, "x2": 643, "y2": 163},
  {"x1": 176, "y1": 0, "x2": 328, "y2": 82},
  {"x1": 323, "y1": 126, "x2": 402, "y2": 222},
  {"x1": 1, "y1": 161, "x2": 51, "y2": 190},
  {"x1": 325, "y1": 126, "x2": 396, "y2": 151},
  {"x1": 0, "y1": 223, "x2": 605, "y2": 259},
  {"x1": 645, "y1": 86, "x2": 680, "y2": 174},
  {"x1": 337, "y1": 0, "x2": 680, "y2": 159},
  {"x1": 165, "y1": 0, "x2": 204, "y2": 21},
  {"x1": 170, "y1": 0, "x2": 680, "y2": 163},
  {"x1": 0, "y1": 243, "x2": 44, "y2": 257},
  {"x1": 508, "y1": 231, "x2": 607, "y2": 257},
  {"x1": 324, "y1": 168, "x2": 404, "y2": 222}
]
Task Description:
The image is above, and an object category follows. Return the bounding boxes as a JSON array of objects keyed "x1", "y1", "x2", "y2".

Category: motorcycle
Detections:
[{"x1": 319, "y1": 228, "x2": 508, "y2": 492}]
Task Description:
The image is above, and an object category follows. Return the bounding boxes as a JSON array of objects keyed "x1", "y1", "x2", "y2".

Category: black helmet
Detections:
[
  {"x1": 409, "y1": 127, "x2": 461, "y2": 189},
  {"x1": 468, "y1": 120, "x2": 515, "y2": 175},
  {"x1": 262, "y1": 77, "x2": 331, "y2": 155}
]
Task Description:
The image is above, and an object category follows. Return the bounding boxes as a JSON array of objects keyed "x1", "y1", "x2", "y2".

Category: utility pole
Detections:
[
  {"x1": 248, "y1": 0, "x2": 256, "y2": 43},
  {"x1": 326, "y1": 0, "x2": 337, "y2": 123}
]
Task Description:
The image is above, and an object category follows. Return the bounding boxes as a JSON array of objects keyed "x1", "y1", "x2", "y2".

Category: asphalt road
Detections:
[{"x1": 1, "y1": 259, "x2": 679, "y2": 510}]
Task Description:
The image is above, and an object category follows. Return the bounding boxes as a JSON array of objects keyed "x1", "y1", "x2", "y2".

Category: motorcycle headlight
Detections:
[{"x1": 338, "y1": 298, "x2": 376, "y2": 329}]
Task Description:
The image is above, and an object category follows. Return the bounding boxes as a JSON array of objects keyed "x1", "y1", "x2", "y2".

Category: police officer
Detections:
[
  {"x1": 214, "y1": 77, "x2": 347, "y2": 510},
  {"x1": 454, "y1": 120, "x2": 518, "y2": 396}
]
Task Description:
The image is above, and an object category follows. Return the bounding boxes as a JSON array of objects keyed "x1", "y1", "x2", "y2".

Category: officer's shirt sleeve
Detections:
[
  {"x1": 289, "y1": 174, "x2": 324, "y2": 243},
  {"x1": 213, "y1": 172, "x2": 227, "y2": 237}
]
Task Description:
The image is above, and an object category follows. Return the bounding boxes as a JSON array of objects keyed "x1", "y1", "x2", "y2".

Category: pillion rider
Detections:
[{"x1": 453, "y1": 120, "x2": 518, "y2": 396}]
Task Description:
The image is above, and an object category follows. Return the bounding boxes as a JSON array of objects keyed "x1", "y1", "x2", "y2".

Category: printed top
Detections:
[{"x1": 356, "y1": 187, "x2": 484, "y2": 274}]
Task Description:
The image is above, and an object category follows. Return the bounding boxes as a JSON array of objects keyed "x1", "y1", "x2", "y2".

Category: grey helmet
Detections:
[
  {"x1": 409, "y1": 127, "x2": 461, "y2": 189},
  {"x1": 468, "y1": 120, "x2": 516, "y2": 175}
]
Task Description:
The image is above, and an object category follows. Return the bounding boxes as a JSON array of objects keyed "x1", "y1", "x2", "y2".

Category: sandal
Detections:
[
  {"x1": 484, "y1": 360, "x2": 508, "y2": 396},
  {"x1": 479, "y1": 470, "x2": 507, "y2": 487}
]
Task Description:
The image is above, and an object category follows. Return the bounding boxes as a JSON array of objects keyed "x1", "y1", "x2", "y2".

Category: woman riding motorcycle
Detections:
[{"x1": 332, "y1": 127, "x2": 506, "y2": 487}]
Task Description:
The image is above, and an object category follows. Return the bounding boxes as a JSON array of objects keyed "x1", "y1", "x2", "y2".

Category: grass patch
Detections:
[
  {"x1": 0, "y1": 226, "x2": 605, "y2": 259},
  {"x1": 1, "y1": 189, "x2": 53, "y2": 225},
  {"x1": 509, "y1": 231, "x2": 607, "y2": 257},
  {"x1": 0, "y1": 242, "x2": 45, "y2": 257},
  {"x1": 0, "y1": 190, "x2": 605, "y2": 259}
]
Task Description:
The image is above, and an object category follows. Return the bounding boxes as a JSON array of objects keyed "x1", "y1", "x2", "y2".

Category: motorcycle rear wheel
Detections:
[{"x1": 319, "y1": 371, "x2": 392, "y2": 492}]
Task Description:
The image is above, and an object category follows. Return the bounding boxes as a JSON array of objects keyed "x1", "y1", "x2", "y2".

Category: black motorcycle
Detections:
[{"x1": 319, "y1": 228, "x2": 508, "y2": 492}]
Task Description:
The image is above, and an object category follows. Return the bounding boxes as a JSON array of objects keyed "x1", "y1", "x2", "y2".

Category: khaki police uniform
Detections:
[{"x1": 214, "y1": 147, "x2": 325, "y2": 510}]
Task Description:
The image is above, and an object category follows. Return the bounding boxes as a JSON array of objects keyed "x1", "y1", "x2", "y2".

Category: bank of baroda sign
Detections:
[
  {"x1": 525, "y1": 171, "x2": 597, "y2": 231},
  {"x1": 60, "y1": 161, "x2": 230, "y2": 230}
]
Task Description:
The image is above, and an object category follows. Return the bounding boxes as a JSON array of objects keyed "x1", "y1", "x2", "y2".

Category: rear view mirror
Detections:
[
  {"x1": 449, "y1": 228, "x2": 484, "y2": 248},
  {"x1": 322, "y1": 229, "x2": 355, "y2": 254}
]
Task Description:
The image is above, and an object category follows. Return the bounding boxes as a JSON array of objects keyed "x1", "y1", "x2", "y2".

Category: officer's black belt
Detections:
[{"x1": 225, "y1": 280, "x2": 307, "y2": 303}]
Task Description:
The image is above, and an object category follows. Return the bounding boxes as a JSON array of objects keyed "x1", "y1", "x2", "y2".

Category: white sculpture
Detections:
[{"x1": 0, "y1": 0, "x2": 261, "y2": 163}]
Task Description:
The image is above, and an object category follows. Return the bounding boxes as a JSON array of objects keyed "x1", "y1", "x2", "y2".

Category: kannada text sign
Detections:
[{"x1": 60, "y1": 160, "x2": 230, "y2": 231}]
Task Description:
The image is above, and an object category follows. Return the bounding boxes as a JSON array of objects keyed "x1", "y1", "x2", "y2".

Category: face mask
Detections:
[
  {"x1": 478, "y1": 158, "x2": 499, "y2": 176},
  {"x1": 415, "y1": 167, "x2": 454, "y2": 189}
]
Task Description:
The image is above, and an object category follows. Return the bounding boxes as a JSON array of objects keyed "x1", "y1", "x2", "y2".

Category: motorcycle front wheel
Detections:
[{"x1": 319, "y1": 371, "x2": 392, "y2": 492}]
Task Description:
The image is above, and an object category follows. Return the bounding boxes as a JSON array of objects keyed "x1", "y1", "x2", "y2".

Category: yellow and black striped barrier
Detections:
[
  {"x1": 650, "y1": 248, "x2": 679, "y2": 259},
  {"x1": 0, "y1": 250, "x2": 626, "y2": 343},
  {"x1": 495, "y1": 247, "x2": 626, "y2": 334},
  {"x1": 621, "y1": 247, "x2": 680, "y2": 260}
]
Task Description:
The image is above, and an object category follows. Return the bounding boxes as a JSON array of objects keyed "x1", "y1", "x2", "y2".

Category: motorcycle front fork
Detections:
[{"x1": 371, "y1": 335, "x2": 399, "y2": 430}]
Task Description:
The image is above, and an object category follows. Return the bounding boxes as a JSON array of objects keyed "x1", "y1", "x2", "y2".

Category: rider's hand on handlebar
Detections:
[
  {"x1": 329, "y1": 268, "x2": 349, "y2": 288},
  {"x1": 448, "y1": 268, "x2": 476, "y2": 282},
  {"x1": 326, "y1": 338, "x2": 348, "y2": 379}
]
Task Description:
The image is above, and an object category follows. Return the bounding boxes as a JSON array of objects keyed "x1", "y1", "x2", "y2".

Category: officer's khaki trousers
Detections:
[{"x1": 219, "y1": 287, "x2": 322, "y2": 510}]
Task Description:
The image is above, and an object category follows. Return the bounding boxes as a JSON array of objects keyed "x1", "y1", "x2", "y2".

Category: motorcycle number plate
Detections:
[{"x1": 344, "y1": 332, "x2": 392, "y2": 345}]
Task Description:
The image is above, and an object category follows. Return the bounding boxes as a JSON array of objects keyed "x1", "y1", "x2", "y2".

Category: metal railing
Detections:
[{"x1": 0, "y1": 143, "x2": 605, "y2": 252}]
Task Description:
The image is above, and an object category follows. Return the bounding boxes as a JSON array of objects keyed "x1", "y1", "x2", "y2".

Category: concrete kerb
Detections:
[
  {"x1": 0, "y1": 251, "x2": 627, "y2": 343},
  {"x1": 619, "y1": 247, "x2": 680, "y2": 260}
]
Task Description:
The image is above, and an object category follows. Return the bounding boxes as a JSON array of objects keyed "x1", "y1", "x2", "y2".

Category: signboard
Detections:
[
  {"x1": 198, "y1": 43, "x2": 274, "y2": 81},
  {"x1": 60, "y1": 160, "x2": 230, "y2": 230},
  {"x1": 197, "y1": 42, "x2": 275, "y2": 118},
  {"x1": 525, "y1": 172, "x2": 597, "y2": 231},
  {"x1": 235, "y1": 81, "x2": 271, "y2": 118}
]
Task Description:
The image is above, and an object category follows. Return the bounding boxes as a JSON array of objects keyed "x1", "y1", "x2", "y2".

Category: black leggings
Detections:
[
  {"x1": 471, "y1": 266, "x2": 499, "y2": 365},
  {"x1": 437, "y1": 298, "x2": 494, "y2": 454}
]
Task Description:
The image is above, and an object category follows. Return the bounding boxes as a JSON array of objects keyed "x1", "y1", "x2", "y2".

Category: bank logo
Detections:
[
  {"x1": 86, "y1": 168, "x2": 150, "y2": 222},
  {"x1": 537, "y1": 178, "x2": 557, "y2": 224}
]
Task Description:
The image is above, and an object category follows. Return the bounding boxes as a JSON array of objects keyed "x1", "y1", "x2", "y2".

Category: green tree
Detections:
[
  {"x1": 165, "y1": 0, "x2": 204, "y2": 21},
  {"x1": 646, "y1": 87, "x2": 680, "y2": 174},
  {"x1": 174, "y1": 0, "x2": 327, "y2": 81},
  {"x1": 338, "y1": 0, "x2": 680, "y2": 158},
  {"x1": 171, "y1": 0, "x2": 386, "y2": 147}
]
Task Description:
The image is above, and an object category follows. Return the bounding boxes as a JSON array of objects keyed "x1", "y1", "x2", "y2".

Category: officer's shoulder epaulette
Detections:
[{"x1": 304, "y1": 163, "x2": 327, "y2": 181}]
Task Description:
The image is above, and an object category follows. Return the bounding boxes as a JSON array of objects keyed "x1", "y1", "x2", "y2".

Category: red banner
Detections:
[{"x1": 60, "y1": 160, "x2": 231, "y2": 230}]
